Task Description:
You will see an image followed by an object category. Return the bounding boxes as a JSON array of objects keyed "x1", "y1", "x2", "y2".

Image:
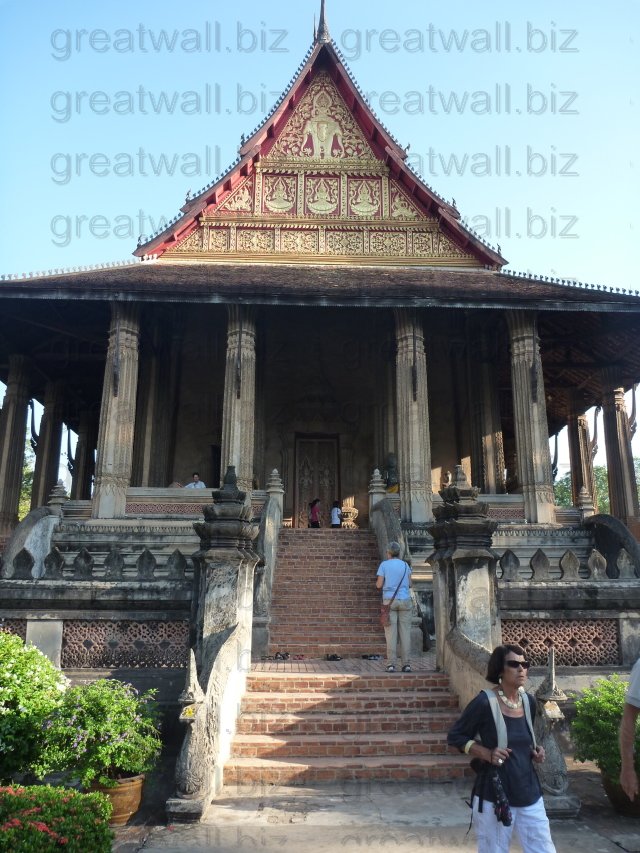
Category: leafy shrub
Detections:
[
  {"x1": 0, "y1": 785, "x2": 113, "y2": 852},
  {"x1": 33, "y1": 679, "x2": 162, "y2": 788},
  {"x1": 0, "y1": 633, "x2": 67, "y2": 781},
  {"x1": 571, "y1": 674, "x2": 640, "y2": 780}
]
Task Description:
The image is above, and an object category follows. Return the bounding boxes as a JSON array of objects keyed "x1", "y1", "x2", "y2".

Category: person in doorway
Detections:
[
  {"x1": 330, "y1": 500, "x2": 343, "y2": 528},
  {"x1": 375, "y1": 541, "x2": 412, "y2": 672},
  {"x1": 184, "y1": 472, "x2": 206, "y2": 489},
  {"x1": 619, "y1": 657, "x2": 640, "y2": 800},
  {"x1": 447, "y1": 644, "x2": 555, "y2": 853},
  {"x1": 308, "y1": 498, "x2": 321, "y2": 528}
]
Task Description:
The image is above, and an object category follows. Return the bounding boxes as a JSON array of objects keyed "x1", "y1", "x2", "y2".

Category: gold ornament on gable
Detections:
[
  {"x1": 305, "y1": 176, "x2": 339, "y2": 215},
  {"x1": 348, "y1": 178, "x2": 381, "y2": 217},
  {"x1": 218, "y1": 176, "x2": 254, "y2": 213},
  {"x1": 267, "y1": 72, "x2": 375, "y2": 162},
  {"x1": 263, "y1": 175, "x2": 297, "y2": 214}
]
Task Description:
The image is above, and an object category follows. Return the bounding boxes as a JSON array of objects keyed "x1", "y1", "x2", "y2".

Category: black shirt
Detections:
[{"x1": 447, "y1": 690, "x2": 542, "y2": 807}]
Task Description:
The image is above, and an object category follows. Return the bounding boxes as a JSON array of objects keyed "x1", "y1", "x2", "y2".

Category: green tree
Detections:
[
  {"x1": 17, "y1": 434, "x2": 35, "y2": 521},
  {"x1": 553, "y1": 461, "x2": 640, "y2": 515}
]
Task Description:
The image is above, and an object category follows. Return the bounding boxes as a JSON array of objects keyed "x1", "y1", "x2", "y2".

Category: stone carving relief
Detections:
[
  {"x1": 61, "y1": 619, "x2": 189, "y2": 668},
  {"x1": 208, "y1": 228, "x2": 229, "y2": 252}
]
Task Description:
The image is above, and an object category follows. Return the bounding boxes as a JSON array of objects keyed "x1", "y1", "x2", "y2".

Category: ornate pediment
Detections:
[
  {"x1": 163, "y1": 64, "x2": 478, "y2": 265},
  {"x1": 265, "y1": 72, "x2": 377, "y2": 165}
]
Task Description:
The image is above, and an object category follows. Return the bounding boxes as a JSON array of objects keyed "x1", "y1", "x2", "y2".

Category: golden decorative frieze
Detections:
[
  {"x1": 237, "y1": 228, "x2": 274, "y2": 253},
  {"x1": 390, "y1": 184, "x2": 422, "y2": 220},
  {"x1": 370, "y1": 230, "x2": 407, "y2": 256},
  {"x1": 281, "y1": 229, "x2": 319, "y2": 254},
  {"x1": 348, "y1": 178, "x2": 381, "y2": 217}
]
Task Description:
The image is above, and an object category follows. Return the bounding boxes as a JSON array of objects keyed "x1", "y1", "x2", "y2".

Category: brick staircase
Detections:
[
  {"x1": 223, "y1": 529, "x2": 467, "y2": 787},
  {"x1": 224, "y1": 668, "x2": 469, "y2": 785},
  {"x1": 267, "y1": 529, "x2": 386, "y2": 659}
]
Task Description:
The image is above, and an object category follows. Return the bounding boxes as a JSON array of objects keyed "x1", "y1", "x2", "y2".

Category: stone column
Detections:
[
  {"x1": 71, "y1": 409, "x2": 98, "y2": 500},
  {"x1": 394, "y1": 309, "x2": 432, "y2": 523},
  {"x1": 31, "y1": 381, "x2": 64, "y2": 509},
  {"x1": 468, "y1": 322, "x2": 505, "y2": 494},
  {"x1": 601, "y1": 372, "x2": 639, "y2": 525},
  {"x1": 427, "y1": 466, "x2": 500, "y2": 671},
  {"x1": 221, "y1": 306, "x2": 256, "y2": 493},
  {"x1": 506, "y1": 311, "x2": 555, "y2": 524},
  {"x1": 0, "y1": 355, "x2": 30, "y2": 538},
  {"x1": 567, "y1": 393, "x2": 596, "y2": 508},
  {"x1": 92, "y1": 303, "x2": 140, "y2": 519}
]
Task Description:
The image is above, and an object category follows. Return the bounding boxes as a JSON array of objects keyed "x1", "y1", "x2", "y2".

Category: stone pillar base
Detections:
[
  {"x1": 542, "y1": 793, "x2": 581, "y2": 819},
  {"x1": 165, "y1": 797, "x2": 205, "y2": 823}
]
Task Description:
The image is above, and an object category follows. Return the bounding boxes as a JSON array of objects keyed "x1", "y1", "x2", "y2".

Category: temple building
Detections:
[{"x1": 0, "y1": 3, "x2": 640, "y2": 692}]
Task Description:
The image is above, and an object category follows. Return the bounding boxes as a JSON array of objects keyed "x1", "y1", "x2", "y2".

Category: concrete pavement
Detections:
[{"x1": 114, "y1": 759, "x2": 640, "y2": 853}]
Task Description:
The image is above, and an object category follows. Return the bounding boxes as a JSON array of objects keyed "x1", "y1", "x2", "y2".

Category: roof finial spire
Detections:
[{"x1": 316, "y1": 0, "x2": 330, "y2": 43}]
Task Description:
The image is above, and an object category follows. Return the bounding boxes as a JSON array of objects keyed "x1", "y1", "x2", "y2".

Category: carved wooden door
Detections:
[{"x1": 294, "y1": 436, "x2": 339, "y2": 528}]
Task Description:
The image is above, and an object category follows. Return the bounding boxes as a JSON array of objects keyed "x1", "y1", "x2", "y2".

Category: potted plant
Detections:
[
  {"x1": 32, "y1": 678, "x2": 162, "y2": 825},
  {"x1": 571, "y1": 673, "x2": 640, "y2": 816}
]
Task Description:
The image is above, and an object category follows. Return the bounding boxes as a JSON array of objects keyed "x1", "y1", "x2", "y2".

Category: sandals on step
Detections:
[
  {"x1": 402, "y1": 664, "x2": 412, "y2": 673},
  {"x1": 386, "y1": 664, "x2": 395, "y2": 672},
  {"x1": 326, "y1": 654, "x2": 342, "y2": 661}
]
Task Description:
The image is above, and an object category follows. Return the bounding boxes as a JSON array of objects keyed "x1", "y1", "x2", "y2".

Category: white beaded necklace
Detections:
[{"x1": 498, "y1": 687, "x2": 523, "y2": 710}]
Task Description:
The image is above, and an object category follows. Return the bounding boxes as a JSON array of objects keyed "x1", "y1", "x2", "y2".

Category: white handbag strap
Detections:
[{"x1": 483, "y1": 689, "x2": 536, "y2": 751}]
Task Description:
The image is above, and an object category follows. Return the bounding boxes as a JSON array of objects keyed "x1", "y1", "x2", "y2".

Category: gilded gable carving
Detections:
[
  {"x1": 326, "y1": 230, "x2": 365, "y2": 255},
  {"x1": 263, "y1": 175, "x2": 297, "y2": 214},
  {"x1": 370, "y1": 231, "x2": 406, "y2": 256},
  {"x1": 390, "y1": 183, "x2": 422, "y2": 220},
  {"x1": 218, "y1": 176, "x2": 254, "y2": 214},
  {"x1": 208, "y1": 228, "x2": 229, "y2": 252},
  {"x1": 172, "y1": 228, "x2": 203, "y2": 253},
  {"x1": 237, "y1": 228, "x2": 274, "y2": 253},
  {"x1": 281, "y1": 229, "x2": 319, "y2": 254},
  {"x1": 267, "y1": 72, "x2": 376, "y2": 162},
  {"x1": 305, "y1": 176, "x2": 339, "y2": 215},
  {"x1": 348, "y1": 178, "x2": 381, "y2": 217}
]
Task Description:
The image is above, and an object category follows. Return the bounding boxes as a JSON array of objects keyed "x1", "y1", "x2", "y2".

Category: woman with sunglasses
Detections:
[{"x1": 447, "y1": 644, "x2": 556, "y2": 852}]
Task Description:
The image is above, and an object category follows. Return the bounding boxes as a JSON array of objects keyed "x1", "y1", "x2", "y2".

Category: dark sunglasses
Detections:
[{"x1": 505, "y1": 660, "x2": 530, "y2": 670}]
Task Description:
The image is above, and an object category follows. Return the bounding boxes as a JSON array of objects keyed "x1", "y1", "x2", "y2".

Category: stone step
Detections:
[
  {"x1": 245, "y1": 673, "x2": 451, "y2": 692},
  {"x1": 240, "y1": 690, "x2": 458, "y2": 714},
  {"x1": 236, "y1": 710, "x2": 457, "y2": 735},
  {"x1": 231, "y1": 732, "x2": 450, "y2": 758},
  {"x1": 224, "y1": 754, "x2": 471, "y2": 786}
]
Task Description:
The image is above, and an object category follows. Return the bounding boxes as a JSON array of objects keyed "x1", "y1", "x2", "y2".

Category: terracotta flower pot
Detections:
[
  {"x1": 92, "y1": 775, "x2": 145, "y2": 826},
  {"x1": 601, "y1": 773, "x2": 640, "y2": 817}
]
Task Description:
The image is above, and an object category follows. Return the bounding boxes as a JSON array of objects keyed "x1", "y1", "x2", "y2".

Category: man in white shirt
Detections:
[
  {"x1": 620, "y1": 658, "x2": 640, "y2": 799},
  {"x1": 184, "y1": 472, "x2": 206, "y2": 489}
]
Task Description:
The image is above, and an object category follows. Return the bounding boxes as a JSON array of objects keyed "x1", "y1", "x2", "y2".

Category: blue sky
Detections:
[
  {"x1": 0, "y1": 0, "x2": 638, "y2": 285},
  {"x1": 1, "y1": 0, "x2": 639, "y2": 470}
]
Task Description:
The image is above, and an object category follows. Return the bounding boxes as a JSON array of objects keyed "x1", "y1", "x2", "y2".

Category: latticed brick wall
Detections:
[
  {"x1": 0, "y1": 619, "x2": 27, "y2": 641},
  {"x1": 502, "y1": 619, "x2": 620, "y2": 666},
  {"x1": 61, "y1": 620, "x2": 189, "y2": 668}
]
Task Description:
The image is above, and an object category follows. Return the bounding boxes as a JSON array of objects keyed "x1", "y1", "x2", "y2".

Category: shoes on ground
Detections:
[
  {"x1": 326, "y1": 654, "x2": 342, "y2": 661},
  {"x1": 274, "y1": 651, "x2": 290, "y2": 660},
  {"x1": 402, "y1": 664, "x2": 412, "y2": 672},
  {"x1": 386, "y1": 664, "x2": 395, "y2": 672}
]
